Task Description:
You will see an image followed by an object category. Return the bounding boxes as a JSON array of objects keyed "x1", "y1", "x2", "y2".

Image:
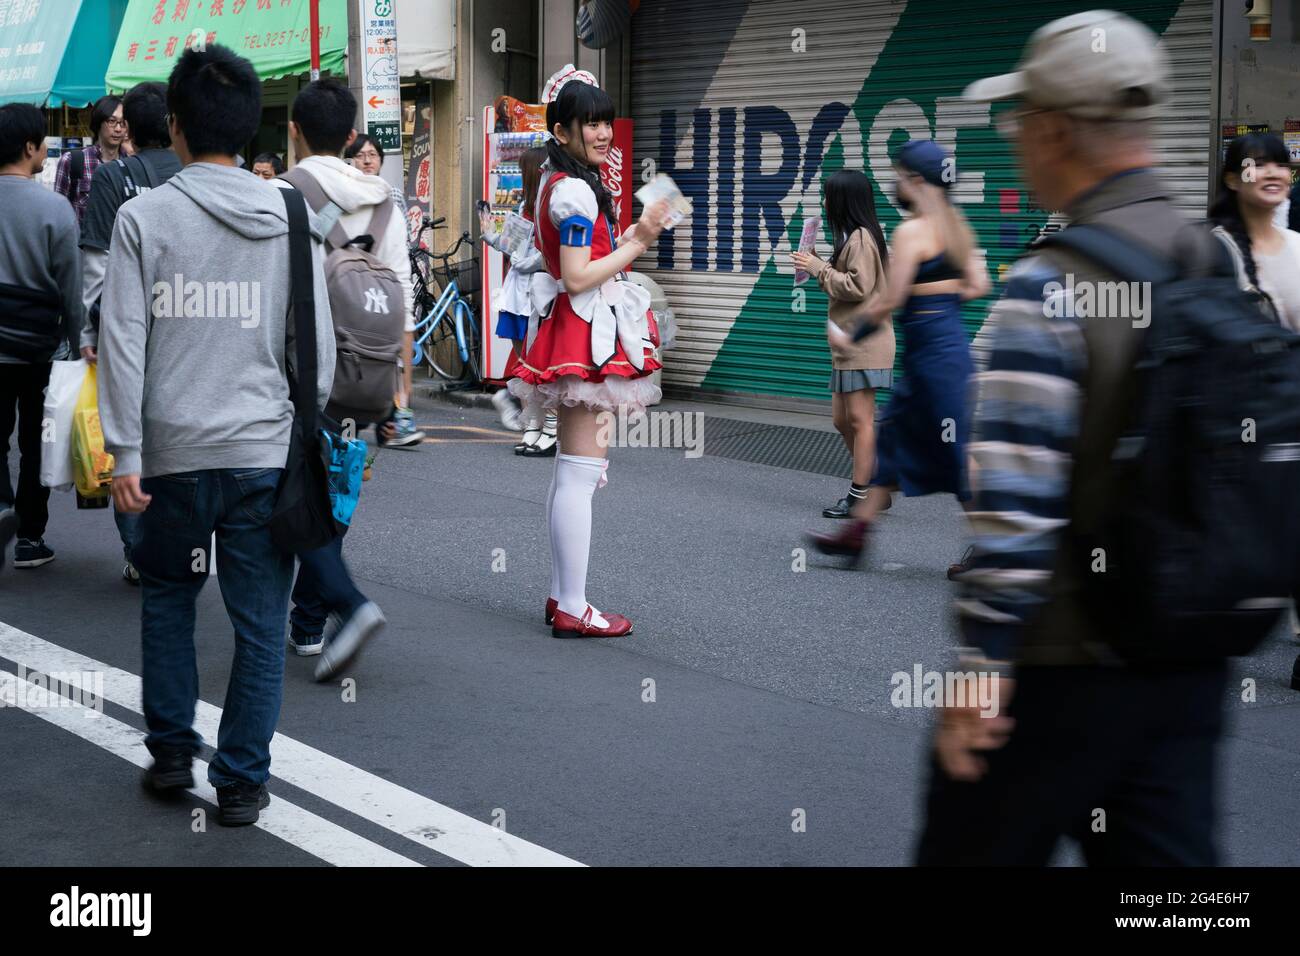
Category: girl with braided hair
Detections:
[
  {"x1": 1210, "y1": 133, "x2": 1300, "y2": 332},
  {"x1": 1210, "y1": 132, "x2": 1300, "y2": 684}
]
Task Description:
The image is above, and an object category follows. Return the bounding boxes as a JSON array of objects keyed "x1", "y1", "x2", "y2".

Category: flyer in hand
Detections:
[{"x1": 635, "y1": 174, "x2": 692, "y2": 230}]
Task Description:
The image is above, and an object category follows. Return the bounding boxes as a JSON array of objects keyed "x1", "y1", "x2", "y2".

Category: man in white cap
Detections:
[{"x1": 918, "y1": 10, "x2": 1228, "y2": 865}]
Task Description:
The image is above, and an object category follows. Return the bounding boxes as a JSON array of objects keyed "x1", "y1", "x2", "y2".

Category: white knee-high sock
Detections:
[
  {"x1": 550, "y1": 452, "x2": 608, "y2": 626},
  {"x1": 545, "y1": 466, "x2": 559, "y2": 600}
]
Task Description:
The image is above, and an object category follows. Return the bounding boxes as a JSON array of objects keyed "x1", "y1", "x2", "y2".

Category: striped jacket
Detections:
[
  {"x1": 956, "y1": 258, "x2": 1086, "y2": 664},
  {"x1": 955, "y1": 168, "x2": 1220, "y2": 667}
]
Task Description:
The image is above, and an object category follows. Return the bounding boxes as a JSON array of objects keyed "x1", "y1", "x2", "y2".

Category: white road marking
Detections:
[
  {"x1": 2, "y1": 667, "x2": 420, "y2": 867},
  {"x1": 0, "y1": 623, "x2": 583, "y2": 867}
]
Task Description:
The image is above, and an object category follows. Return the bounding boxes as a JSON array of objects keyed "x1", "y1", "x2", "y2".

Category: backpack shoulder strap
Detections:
[
  {"x1": 281, "y1": 166, "x2": 349, "y2": 249},
  {"x1": 126, "y1": 153, "x2": 158, "y2": 190},
  {"x1": 1036, "y1": 223, "x2": 1179, "y2": 286},
  {"x1": 68, "y1": 149, "x2": 84, "y2": 190},
  {"x1": 112, "y1": 157, "x2": 136, "y2": 198},
  {"x1": 278, "y1": 186, "x2": 318, "y2": 417},
  {"x1": 365, "y1": 193, "x2": 395, "y2": 247}
]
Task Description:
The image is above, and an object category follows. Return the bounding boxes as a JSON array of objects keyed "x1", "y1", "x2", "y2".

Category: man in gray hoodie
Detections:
[{"x1": 98, "y1": 45, "x2": 334, "y2": 826}]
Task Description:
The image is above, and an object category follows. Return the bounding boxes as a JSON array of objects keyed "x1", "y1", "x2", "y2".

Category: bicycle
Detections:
[{"x1": 409, "y1": 217, "x2": 481, "y2": 384}]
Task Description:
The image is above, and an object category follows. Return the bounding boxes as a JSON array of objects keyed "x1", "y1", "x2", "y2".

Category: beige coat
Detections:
[{"x1": 814, "y1": 227, "x2": 895, "y2": 371}]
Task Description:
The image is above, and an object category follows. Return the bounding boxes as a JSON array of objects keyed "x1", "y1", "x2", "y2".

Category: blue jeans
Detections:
[
  {"x1": 114, "y1": 504, "x2": 141, "y2": 561},
  {"x1": 289, "y1": 529, "x2": 368, "y2": 641},
  {"x1": 133, "y1": 468, "x2": 292, "y2": 788}
]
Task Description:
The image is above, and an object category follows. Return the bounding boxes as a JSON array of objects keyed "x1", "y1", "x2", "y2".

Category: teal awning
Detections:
[
  {"x1": 51, "y1": 0, "x2": 130, "y2": 107},
  {"x1": 0, "y1": 0, "x2": 127, "y2": 107}
]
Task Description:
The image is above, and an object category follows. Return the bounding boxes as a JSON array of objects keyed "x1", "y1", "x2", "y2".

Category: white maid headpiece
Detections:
[{"x1": 541, "y1": 63, "x2": 599, "y2": 104}]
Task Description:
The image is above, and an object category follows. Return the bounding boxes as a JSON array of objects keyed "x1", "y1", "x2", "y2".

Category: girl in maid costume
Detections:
[
  {"x1": 481, "y1": 146, "x2": 559, "y2": 455},
  {"x1": 508, "y1": 65, "x2": 671, "y2": 638}
]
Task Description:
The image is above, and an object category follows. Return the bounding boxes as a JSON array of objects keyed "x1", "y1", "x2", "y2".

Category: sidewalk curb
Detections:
[{"x1": 415, "y1": 382, "x2": 495, "y2": 410}]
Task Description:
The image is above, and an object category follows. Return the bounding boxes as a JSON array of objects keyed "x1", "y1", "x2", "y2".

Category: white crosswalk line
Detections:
[
  {"x1": 3, "y1": 667, "x2": 421, "y2": 867},
  {"x1": 0, "y1": 622, "x2": 584, "y2": 867}
]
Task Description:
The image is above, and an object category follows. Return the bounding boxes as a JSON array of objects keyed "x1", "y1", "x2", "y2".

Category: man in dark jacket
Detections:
[{"x1": 0, "y1": 103, "x2": 84, "y2": 570}]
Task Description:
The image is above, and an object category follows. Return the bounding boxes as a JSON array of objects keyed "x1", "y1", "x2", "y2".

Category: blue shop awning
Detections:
[{"x1": 0, "y1": 0, "x2": 128, "y2": 108}]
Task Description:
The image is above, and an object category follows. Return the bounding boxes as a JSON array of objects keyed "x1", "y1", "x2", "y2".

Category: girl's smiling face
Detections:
[
  {"x1": 1229, "y1": 159, "x2": 1292, "y2": 212},
  {"x1": 556, "y1": 118, "x2": 613, "y2": 167}
]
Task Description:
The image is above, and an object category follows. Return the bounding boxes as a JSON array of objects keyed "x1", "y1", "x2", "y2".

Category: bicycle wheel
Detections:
[
  {"x1": 456, "y1": 300, "x2": 481, "y2": 383},
  {"x1": 410, "y1": 290, "x2": 437, "y2": 371},
  {"x1": 426, "y1": 310, "x2": 470, "y2": 382}
]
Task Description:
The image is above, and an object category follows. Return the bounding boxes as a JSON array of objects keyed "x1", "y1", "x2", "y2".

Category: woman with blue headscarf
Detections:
[{"x1": 809, "y1": 140, "x2": 990, "y2": 566}]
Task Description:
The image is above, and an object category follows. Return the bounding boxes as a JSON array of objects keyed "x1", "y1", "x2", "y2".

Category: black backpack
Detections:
[
  {"x1": 1039, "y1": 224, "x2": 1300, "y2": 662},
  {"x1": 66, "y1": 148, "x2": 85, "y2": 198}
]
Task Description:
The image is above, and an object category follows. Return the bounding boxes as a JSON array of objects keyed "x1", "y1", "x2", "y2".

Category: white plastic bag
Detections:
[{"x1": 39, "y1": 358, "x2": 88, "y2": 491}]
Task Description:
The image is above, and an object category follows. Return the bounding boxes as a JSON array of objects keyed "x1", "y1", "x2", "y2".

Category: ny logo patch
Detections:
[{"x1": 364, "y1": 287, "x2": 390, "y2": 314}]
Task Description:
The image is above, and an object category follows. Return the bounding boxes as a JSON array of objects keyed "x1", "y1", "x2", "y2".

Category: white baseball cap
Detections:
[{"x1": 964, "y1": 9, "x2": 1168, "y2": 121}]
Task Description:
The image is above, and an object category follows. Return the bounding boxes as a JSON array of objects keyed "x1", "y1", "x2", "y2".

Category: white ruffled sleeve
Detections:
[{"x1": 549, "y1": 177, "x2": 600, "y2": 247}]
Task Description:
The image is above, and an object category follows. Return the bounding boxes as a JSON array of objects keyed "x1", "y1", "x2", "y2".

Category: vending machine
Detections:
[{"x1": 481, "y1": 100, "x2": 548, "y2": 383}]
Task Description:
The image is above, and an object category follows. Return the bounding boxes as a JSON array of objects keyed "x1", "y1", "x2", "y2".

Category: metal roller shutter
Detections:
[{"x1": 630, "y1": 0, "x2": 1213, "y2": 400}]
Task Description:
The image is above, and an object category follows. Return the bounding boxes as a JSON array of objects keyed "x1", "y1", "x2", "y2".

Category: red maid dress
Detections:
[{"x1": 507, "y1": 170, "x2": 661, "y2": 414}]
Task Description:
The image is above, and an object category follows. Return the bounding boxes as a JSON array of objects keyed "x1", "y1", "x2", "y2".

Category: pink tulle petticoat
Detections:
[{"x1": 508, "y1": 373, "x2": 662, "y2": 417}]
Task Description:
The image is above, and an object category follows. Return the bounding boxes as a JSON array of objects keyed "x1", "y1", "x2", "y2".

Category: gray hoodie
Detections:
[{"x1": 99, "y1": 162, "x2": 335, "y2": 479}]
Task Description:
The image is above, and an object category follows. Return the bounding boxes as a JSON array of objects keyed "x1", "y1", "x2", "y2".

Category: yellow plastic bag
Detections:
[{"x1": 71, "y1": 364, "x2": 115, "y2": 499}]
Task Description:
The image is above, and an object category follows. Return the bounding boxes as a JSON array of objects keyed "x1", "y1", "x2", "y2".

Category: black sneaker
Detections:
[
  {"x1": 1290, "y1": 655, "x2": 1299, "y2": 693},
  {"x1": 822, "y1": 496, "x2": 852, "y2": 519},
  {"x1": 0, "y1": 508, "x2": 16, "y2": 571},
  {"x1": 13, "y1": 538, "x2": 54, "y2": 568},
  {"x1": 141, "y1": 748, "x2": 195, "y2": 796},
  {"x1": 216, "y1": 782, "x2": 271, "y2": 826}
]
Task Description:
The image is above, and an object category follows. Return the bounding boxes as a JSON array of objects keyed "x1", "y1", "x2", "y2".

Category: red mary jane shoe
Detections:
[
  {"x1": 551, "y1": 605, "x2": 634, "y2": 639},
  {"x1": 546, "y1": 597, "x2": 628, "y2": 629}
]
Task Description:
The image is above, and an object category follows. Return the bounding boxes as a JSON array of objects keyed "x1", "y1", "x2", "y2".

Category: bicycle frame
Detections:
[{"x1": 412, "y1": 278, "x2": 472, "y2": 366}]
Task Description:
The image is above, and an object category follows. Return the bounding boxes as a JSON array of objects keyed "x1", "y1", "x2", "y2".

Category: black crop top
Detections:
[{"x1": 914, "y1": 253, "x2": 964, "y2": 283}]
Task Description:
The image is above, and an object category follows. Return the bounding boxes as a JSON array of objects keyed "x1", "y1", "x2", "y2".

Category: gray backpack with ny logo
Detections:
[{"x1": 281, "y1": 166, "x2": 404, "y2": 424}]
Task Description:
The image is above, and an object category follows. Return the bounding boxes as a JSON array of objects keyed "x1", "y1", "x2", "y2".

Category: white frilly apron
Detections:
[{"x1": 525, "y1": 273, "x2": 653, "y2": 369}]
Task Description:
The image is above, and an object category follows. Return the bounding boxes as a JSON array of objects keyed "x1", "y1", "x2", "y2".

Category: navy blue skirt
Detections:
[
  {"x1": 495, "y1": 309, "x2": 529, "y2": 342},
  {"x1": 872, "y1": 293, "x2": 973, "y2": 500}
]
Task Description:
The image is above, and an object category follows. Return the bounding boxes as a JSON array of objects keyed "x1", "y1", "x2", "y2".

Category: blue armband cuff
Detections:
[{"x1": 559, "y1": 215, "x2": 595, "y2": 247}]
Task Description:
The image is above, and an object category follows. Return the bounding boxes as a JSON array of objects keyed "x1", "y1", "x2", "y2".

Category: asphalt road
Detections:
[{"x1": 2, "y1": 392, "x2": 1297, "y2": 866}]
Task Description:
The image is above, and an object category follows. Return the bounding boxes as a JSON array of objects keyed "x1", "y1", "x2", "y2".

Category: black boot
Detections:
[{"x1": 822, "y1": 496, "x2": 852, "y2": 519}]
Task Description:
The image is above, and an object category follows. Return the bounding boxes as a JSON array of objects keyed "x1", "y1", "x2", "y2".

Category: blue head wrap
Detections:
[{"x1": 895, "y1": 139, "x2": 952, "y2": 190}]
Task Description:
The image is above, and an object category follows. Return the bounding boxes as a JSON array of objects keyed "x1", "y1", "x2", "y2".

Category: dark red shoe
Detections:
[
  {"x1": 546, "y1": 597, "x2": 628, "y2": 628},
  {"x1": 806, "y1": 519, "x2": 869, "y2": 564},
  {"x1": 947, "y1": 545, "x2": 974, "y2": 581},
  {"x1": 551, "y1": 606, "x2": 634, "y2": 639}
]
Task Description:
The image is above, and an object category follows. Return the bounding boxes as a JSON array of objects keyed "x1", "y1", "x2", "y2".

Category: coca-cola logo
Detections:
[{"x1": 602, "y1": 146, "x2": 625, "y2": 198}]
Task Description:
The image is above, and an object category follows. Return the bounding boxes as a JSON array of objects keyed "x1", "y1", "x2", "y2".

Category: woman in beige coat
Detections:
[{"x1": 791, "y1": 170, "x2": 895, "y2": 519}]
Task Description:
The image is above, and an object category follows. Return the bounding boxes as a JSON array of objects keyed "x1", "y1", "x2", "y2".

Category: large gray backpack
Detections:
[{"x1": 281, "y1": 166, "x2": 404, "y2": 424}]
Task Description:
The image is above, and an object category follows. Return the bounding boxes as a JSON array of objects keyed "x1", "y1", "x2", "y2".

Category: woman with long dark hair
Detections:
[
  {"x1": 1210, "y1": 133, "x2": 1300, "y2": 333},
  {"x1": 810, "y1": 140, "x2": 990, "y2": 564},
  {"x1": 507, "y1": 67, "x2": 670, "y2": 638},
  {"x1": 790, "y1": 170, "x2": 894, "y2": 519},
  {"x1": 1211, "y1": 132, "x2": 1300, "y2": 687}
]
